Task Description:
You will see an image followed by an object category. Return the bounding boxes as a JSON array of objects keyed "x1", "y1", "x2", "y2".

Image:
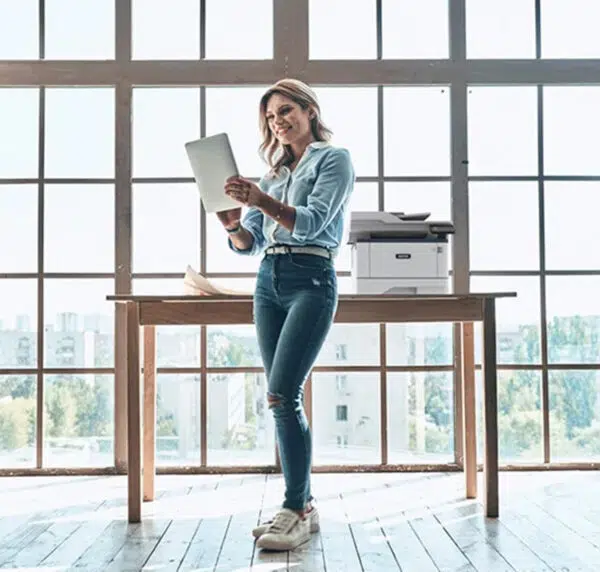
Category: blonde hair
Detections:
[{"x1": 258, "y1": 78, "x2": 332, "y2": 176}]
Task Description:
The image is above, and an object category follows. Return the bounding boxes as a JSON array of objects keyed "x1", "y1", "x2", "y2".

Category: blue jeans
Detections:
[{"x1": 254, "y1": 251, "x2": 338, "y2": 510}]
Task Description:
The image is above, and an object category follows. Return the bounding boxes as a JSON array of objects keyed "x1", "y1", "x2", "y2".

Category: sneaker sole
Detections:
[{"x1": 256, "y1": 530, "x2": 311, "y2": 551}]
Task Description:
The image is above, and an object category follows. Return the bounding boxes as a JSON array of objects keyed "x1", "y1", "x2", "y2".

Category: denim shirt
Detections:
[{"x1": 228, "y1": 142, "x2": 355, "y2": 258}]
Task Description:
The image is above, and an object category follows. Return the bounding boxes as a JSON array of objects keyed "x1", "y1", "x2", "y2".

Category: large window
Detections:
[
  {"x1": 1, "y1": 2, "x2": 599, "y2": 472},
  {"x1": 467, "y1": 84, "x2": 600, "y2": 464}
]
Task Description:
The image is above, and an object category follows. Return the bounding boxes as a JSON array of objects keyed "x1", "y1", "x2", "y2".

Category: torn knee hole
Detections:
[{"x1": 267, "y1": 393, "x2": 283, "y2": 408}]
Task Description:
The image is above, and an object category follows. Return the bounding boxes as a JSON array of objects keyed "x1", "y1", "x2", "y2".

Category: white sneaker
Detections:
[
  {"x1": 252, "y1": 505, "x2": 320, "y2": 538},
  {"x1": 255, "y1": 508, "x2": 311, "y2": 551}
]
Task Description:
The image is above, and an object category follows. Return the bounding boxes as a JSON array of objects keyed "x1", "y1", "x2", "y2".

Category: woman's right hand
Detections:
[{"x1": 216, "y1": 208, "x2": 242, "y2": 230}]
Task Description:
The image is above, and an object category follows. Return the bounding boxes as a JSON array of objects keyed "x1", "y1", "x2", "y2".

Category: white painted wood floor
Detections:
[{"x1": 0, "y1": 470, "x2": 599, "y2": 571}]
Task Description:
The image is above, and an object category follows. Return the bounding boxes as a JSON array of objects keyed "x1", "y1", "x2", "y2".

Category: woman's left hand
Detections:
[{"x1": 224, "y1": 176, "x2": 265, "y2": 208}]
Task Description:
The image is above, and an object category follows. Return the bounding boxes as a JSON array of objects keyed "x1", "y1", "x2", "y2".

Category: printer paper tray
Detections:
[{"x1": 367, "y1": 242, "x2": 442, "y2": 279}]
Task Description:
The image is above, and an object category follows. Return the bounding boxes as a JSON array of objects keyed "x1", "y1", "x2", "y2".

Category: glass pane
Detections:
[
  {"x1": 207, "y1": 326, "x2": 261, "y2": 368},
  {"x1": 0, "y1": 375, "x2": 36, "y2": 468},
  {"x1": 44, "y1": 374, "x2": 114, "y2": 468},
  {"x1": 309, "y1": 0, "x2": 376, "y2": 60},
  {"x1": 45, "y1": 0, "x2": 114, "y2": 59},
  {"x1": 133, "y1": 280, "x2": 201, "y2": 368},
  {"x1": 45, "y1": 185, "x2": 114, "y2": 273},
  {"x1": 0, "y1": 186, "x2": 37, "y2": 273},
  {"x1": 382, "y1": 0, "x2": 449, "y2": 59},
  {"x1": 314, "y1": 87, "x2": 378, "y2": 177},
  {"x1": 205, "y1": 214, "x2": 261, "y2": 274},
  {"x1": 44, "y1": 279, "x2": 114, "y2": 368},
  {"x1": 387, "y1": 324, "x2": 453, "y2": 366},
  {"x1": 542, "y1": 0, "x2": 600, "y2": 58},
  {"x1": 312, "y1": 372, "x2": 380, "y2": 465},
  {"x1": 133, "y1": 184, "x2": 200, "y2": 273},
  {"x1": 543, "y1": 87, "x2": 600, "y2": 176},
  {"x1": 132, "y1": 0, "x2": 200, "y2": 60},
  {"x1": 467, "y1": 87, "x2": 538, "y2": 176},
  {"x1": 383, "y1": 183, "x2": 455, "y2": 275},
  {"x1": 133, "y1": 88, "x2": 201, "y2": 178},
  {"x1": 337, "y1": 182, "x2": 379, "y2": 273},
  {"x1": 384, "y1": 87, "x2": 450, "y2": 176},
  {"x1": 387, "y1": 372, "x2": 453, "y2": 463},
  {"x1": 0, "y1": 280, "x2": 37, "y2": 369},
  {"x1": 206, "y1": 0, "x2": 273, "y2": 59},
  {"x1": 207, "y1": 373, "x2": 275, "y2": 466},
  {"x1": 466, "y1": 0, "x2": 536, "y2": 59},
  {"x1": 0, "y1": 89, "x2": 38, "y2": 178},
  {"x1": 45, "y1": 88, "x2": 115, "y2": 179},
  {"x1": 472, "y1": 276, "x2": 541, "y2": 365},
  {"x1": 314, "y1": 324, "x2": 379, "y2": 366},
  {"x1": 546, "y1": 277, "x2": 600, "y2": 365},
  {"x1": 348, "y1": 182, "x2": 379, "y2": 213},
  {"x1": 550, "y1": 370, "x2": 600, "y2": 462},
  {"x1": 545, "y1": 182, "x2": 600, "y2": 271},
  {"x1": 205, "y1": 87, "x2": 266, "y2": 178},
  {"x1": 156, "y1": 374, "x2": 201, "y2": 467},
  {"x1": 476, "y1": 370, "x2": 543, "y2": 463},
  {"x1": 337, "y1": 276, "x2": 354, "y2": 294},
  {"x1": 384, "y1": 182, "x2": 451, "y2": 220},
  {"x1": 469, "y1": 182, "x2": 539, "y2": 271},
  {"x1": 0, "y1": 0, "x2": 38, "y2": 59}
]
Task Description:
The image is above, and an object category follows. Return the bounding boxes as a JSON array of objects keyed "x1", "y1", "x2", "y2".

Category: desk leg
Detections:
[
  {"x1": 482, "y1": 299, "x2": 499, "y2": 517},
  {"x1": 126, "y1": 302, "x2": 142, "y2": 523},
  {"x1": 143, "y1": 326, "x2": 156, "y2": 502},
  {"x1": 461, "y1": 322, "x2": 477, "y2": 499}
]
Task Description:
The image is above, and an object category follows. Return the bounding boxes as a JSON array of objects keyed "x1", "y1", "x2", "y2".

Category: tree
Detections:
[
  {"x1": 0, "y1": 397, "x2": 35, "y2": 450},
  {"x1": 207, "y1": 331, "x2": 260, "y2": 450},
  {"x1": 498, "y1": 315, "x2": 600, "y2": 460}
]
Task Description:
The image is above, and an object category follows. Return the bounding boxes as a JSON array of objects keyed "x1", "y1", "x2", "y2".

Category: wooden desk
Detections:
[{"x1": 108, "y1": 292, "x2": 515, "y2": 523}]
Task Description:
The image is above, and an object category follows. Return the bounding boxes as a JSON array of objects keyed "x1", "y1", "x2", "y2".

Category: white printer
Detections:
[{"x1": 348, "y1": 211, "x2": 455, "y2": 295}]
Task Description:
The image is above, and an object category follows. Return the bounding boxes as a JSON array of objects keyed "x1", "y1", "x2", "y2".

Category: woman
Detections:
[{"x1": 218, "y1": 78, "x2": 355, "y2": 551}]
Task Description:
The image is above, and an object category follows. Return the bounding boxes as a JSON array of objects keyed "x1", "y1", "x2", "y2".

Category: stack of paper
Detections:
[{"x1": 183, "y1": 265, "x2": 251, "y2": 296}]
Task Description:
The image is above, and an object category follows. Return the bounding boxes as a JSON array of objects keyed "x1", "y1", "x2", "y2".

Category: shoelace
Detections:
[{"x1": 267, "y1": 510, "x2": 298, "y2": 534}]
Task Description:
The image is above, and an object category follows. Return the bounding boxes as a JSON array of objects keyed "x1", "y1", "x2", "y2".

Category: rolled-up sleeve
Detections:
[
  {"x1": 227, "y1": 206, "x2": 267, "y2": 256},
  {"x1": 291, "y1": 148, "x2": 355, "y2": 243}
]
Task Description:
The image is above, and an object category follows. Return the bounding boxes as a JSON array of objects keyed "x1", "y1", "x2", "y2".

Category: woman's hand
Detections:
[
  {"x1": 224, "y1": 176, "x2": 265, "y2": 208},
  {"x1": 216, "y1": 207, "x2": 242, "y2": 230}
]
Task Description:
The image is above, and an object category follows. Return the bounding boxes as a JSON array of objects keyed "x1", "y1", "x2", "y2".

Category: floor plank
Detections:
[
  {"x1": 178, "y1": 476, "x2": 243, "y2": 571},
  {"x1": 341, "y1": 474, "x2": 402, "y2": 571},
  {"x1": 317, "y1": 474, "x2": 363, "y2": 572},
  {"x1": 0, "y1": 471, "x2": 598, "y2": 571}
]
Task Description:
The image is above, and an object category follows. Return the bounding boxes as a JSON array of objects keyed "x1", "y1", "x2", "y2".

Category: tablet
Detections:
[{"x1": 184, "y1": 133, "x2": 241, "y2": 213}]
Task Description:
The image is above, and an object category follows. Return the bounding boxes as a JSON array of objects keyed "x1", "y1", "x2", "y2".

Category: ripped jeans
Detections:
[{"x1": 254, "y1": 251, "x2": 337, "y2": 511}]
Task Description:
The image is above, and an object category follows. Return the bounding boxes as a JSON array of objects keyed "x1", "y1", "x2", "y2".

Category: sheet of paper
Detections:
[{"x1": 183, "y1": 265, "x2": 252, "y2": 296}]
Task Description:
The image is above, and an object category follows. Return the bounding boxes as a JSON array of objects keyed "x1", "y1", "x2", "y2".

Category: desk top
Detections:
[{"x1": 107, "y1": 292, "x2": 516, "y2": 303}]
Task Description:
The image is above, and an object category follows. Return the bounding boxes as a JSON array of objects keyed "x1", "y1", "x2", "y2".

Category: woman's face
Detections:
[{"x1": 265, "y1": 93, "x2": 314, "y2": 147}]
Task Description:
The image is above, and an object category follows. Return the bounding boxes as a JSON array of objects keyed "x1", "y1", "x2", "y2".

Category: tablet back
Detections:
[{"x1": 184, "y1": 133, "x2": 241, "y2": 213}]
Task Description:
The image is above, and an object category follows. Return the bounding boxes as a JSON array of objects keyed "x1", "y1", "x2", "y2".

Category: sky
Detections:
[{"x1": 1, "y1": 0, "x2": 600, "y2": 332}]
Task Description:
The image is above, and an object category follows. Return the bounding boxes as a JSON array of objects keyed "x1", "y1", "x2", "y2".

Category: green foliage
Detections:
[
  {"x1": 490, "y1": 315, "x2": 600, "y2": 461},
  {"x1": 406, "y1": 315, "x2": 600, "y2": 462},
  {"x1": 0, "y1": 375, "x2": 113, "y2": 459},
  {"x1": 0, "y1": 397, "x2": 35, "y2": 450},
  {"x1": 45, "y1": 376, "x2": 112, "y2": 439}
]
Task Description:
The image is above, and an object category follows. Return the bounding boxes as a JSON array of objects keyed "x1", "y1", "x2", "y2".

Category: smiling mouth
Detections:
[{"x1": 276, "y1": 126, "x2": 291, "y2": 136}]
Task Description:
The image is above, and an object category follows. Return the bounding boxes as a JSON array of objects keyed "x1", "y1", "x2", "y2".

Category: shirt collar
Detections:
[
  {"x1": 278, "y1": 140, "x2": 331, "y2": 176},
  {"x1": 308, "y1": 141, "x2": 330, "y2": 150}
]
